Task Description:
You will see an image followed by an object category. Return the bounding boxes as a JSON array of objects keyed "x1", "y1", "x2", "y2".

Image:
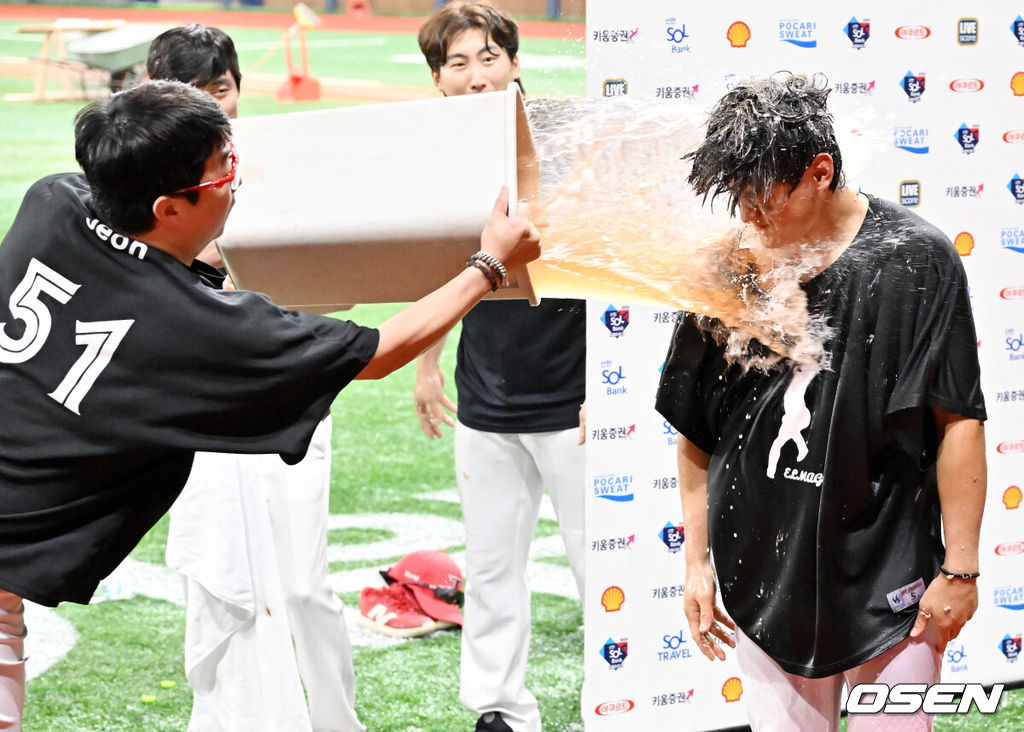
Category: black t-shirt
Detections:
[
  {"x1": 0, "y1": 174, "x2": 379, "y2": 606},
  {"x1": 456, "y1": 297, "x2": 585, "y2": 432},
  {"x1": 655, "y1": 195, "x2": 986, "y2": 677}
]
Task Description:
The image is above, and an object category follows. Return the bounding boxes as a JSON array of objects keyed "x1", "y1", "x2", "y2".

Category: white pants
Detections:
[
  {"x1": 736, "y1": 625, "x2": 941, "y2": 732},
  {"x1": 456, "y1": 425, "x2": 586, "y2": 732},
  {"x1": 168, "y1": 418, "x2": 363, "y2": 732},
  {"x1": 0, "y1": 589, "x2": 25, "y2": 732}
]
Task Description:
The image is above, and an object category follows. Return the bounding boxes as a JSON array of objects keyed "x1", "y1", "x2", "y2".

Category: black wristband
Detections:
[
  {"x1": 939, "y1": 565, "x2": 980, "y2": 580},
  {"x1": 467, "y1": 260, "x2": 498, "y2": 292}
]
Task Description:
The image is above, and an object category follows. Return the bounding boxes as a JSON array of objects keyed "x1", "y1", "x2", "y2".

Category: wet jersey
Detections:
[
  {"x1": 655, "y1": 195, "x2": 986, "y2": 677},
  {"x1": 0, "y1": 174, "x2": 379, "y2": 606}
]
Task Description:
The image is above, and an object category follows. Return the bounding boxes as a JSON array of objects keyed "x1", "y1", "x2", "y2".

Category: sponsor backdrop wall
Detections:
[{"x1": 581, "y1": 2, "x2": 1024, "y2": 729}]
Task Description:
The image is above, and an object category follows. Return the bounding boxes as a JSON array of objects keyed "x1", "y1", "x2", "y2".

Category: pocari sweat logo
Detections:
[
  {"x1": 593, "y1": 473, "x2": 635, "y2": 503},
  {"x1": 1013, "y1": 15, "x2": 1024, "y2": 46},
  {"x1": 844, "y1": 17, "x2": 870, "y2": 49},
  {"x1": 893, "y1": 126, "x2": 929, "y2": 154},
  {"x1": 901, "y1": 71, "x2": 926, "y2": 102},
  {"x1": 1003, "y1": 227, "x2": 1024, "y2": 254},
  {"x1": 779, "y1": 18, "x2": 817, "y2": 48},
  {"x1": 955, "y1": 124, "x2": 980, "y2": 154},
  {"x1": 995, "y1": 585, "x2": 1024, "y2": 611},
  {"x1": 1009, "y1": 174, "x2": 1024, "y2": 205}
]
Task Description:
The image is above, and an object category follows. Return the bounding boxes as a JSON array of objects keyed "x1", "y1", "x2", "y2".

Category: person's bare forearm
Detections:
[
  {"x1": 357, "y1": 267, "x2": 490, "y2": 380},
  {"x1": 935, "y1": 411, "x2": 986, "y2": 573},
  {"x1": 416, "y1": 335, "x2": 449, "y2": 373},
  {"x1": 678, "y1": 437, "x2": 712, "y2": 567}
]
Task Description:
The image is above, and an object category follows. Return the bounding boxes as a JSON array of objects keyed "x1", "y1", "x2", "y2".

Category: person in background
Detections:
[{"x1": 415, "y1": 4, "x2": 586, "y2": 731}]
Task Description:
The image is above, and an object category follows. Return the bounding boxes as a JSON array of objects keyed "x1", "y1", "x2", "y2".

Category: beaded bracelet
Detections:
[
  {"x1": 939, "y1": 565, "x2": 980, "y2": 580},
  {"x1": 468, "y1": 251, "x2": 507, "y2": 284},
  {"x1": 467, "y1": 260, "x2": 499, "y2": 292}
]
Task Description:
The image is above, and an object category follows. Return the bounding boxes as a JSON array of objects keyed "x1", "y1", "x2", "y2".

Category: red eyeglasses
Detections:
[{"x1": 174, "y1": 141, "x2": 239, "y2": 194}]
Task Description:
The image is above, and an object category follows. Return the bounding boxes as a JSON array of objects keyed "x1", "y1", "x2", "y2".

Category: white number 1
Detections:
[{"x1": 2, "y1": 258, "x2": 134, "y2": 413}]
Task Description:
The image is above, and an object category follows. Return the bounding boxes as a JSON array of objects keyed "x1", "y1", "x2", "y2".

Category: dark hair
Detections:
[
  {"x1": 686, "y1": 73, "x2": 843, "y2": 215},
  {"x1": 75, "y1": 80, "x2": 232, "y2": 235},
  {"x1": 418, "y1": 1, "x2": 520, "y2": 79},
  {"x1": 147, "y1": 24, "x2": 242, "y2": 90}
]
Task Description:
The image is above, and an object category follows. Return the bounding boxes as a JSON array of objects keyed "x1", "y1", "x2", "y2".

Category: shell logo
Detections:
[
  {"x1": 895, "y1": 25, "x2": 931, "y2": 39},
  {"x1": 1000, "y1": 287, "x2": 1024, "y2": 300},
  {"x1": 1004, "y1": 131, "x2": 1024, "y2": 144},
  {"x1": 995, "y1": 541, "x2": 1024, "y2": 556},
  {"x1": 954, "y1": 232, "x2": 975, "y2": 256},
  {"x1": 601, "y1": 585, "x2": 625, "y2": 612},
  {"x1": 594, "y1": 699, "x2": 635, "y2": 716},
  {"x1": 997, "y1": 440, "x2": 1024, "y2": 454},
  {"x1": 1012, "y1": 72, "x2": 1024, "y2": 97},
  {"x1": 950, "y1": 78, "x2": 984, "y2": 92},
  {"x1": 1004, "y1": 486, "x2": 1023, "y2": 510},
  {"x1": 722, "y1": 676, "x2": 744, "y2": 702},
  {"x1": 727, "y1": 21, "x2": 751, "y2": 48}
]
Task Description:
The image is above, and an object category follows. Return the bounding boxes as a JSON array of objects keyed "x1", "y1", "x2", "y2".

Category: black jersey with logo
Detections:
[
  {"x1": 456, "y1": 297, "x2": 585, "y2": 433},
  {"x1": 0, "y1": 174, "x2": 379, "y2": 606},
  {"x1": 655, "y1": 195, "x2": 986, "y2": 677}
]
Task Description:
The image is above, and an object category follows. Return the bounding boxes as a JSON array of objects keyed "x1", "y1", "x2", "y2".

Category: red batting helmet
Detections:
[{"x1": 381, "y1": 549, "x2": 464, "y2": 626}]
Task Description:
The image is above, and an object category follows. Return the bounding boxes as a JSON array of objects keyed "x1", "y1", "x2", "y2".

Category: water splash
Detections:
[{"x1": 523, "y1": 97, "x2": 838, "y2": 366}]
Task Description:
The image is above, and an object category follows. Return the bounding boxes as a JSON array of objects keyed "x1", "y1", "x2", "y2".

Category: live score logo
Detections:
[{"x1": 899, "y1": 180, "x2": 922, "y2": 207}]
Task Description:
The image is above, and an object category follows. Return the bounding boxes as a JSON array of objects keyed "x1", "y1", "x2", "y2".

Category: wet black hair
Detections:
[
  {"x1": 686, "y1": 73, "x2": 843, "y2": 215},
  {"x1": 147, "y1": 24, "x2": 242, "y2": 90}
]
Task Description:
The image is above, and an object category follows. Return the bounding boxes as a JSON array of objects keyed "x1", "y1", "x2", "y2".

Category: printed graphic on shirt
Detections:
[{"x1": 767, "y1": 363, "x2": 820, "y2": 478}]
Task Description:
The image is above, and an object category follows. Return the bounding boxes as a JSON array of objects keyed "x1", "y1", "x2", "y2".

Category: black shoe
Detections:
[{"x1": 475, "y1": 711, "x2": 514, "y2": 732}]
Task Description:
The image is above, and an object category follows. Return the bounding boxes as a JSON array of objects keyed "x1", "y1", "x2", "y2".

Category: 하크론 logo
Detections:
[
  {"x1": 901, "y1": 71, "x2": 926, "y2": 102},
  {"x1": 1005, "y1": 131, "x2": 1024, "y2": 144},
  {"x1": 844, "y1": 17, "x2": 870, "y2": 49},
  {"x1": 958, "y1": 17, "x2": 979, "y2": 45},
  {"x1": 601, "y1": 638, "x2": 628, "y2": 670},
  {"x1": 950, "y1": 78, "x2": 984, "y2": 93},
  {"x1": 997, "y1": 440, "x2": 1024, "y2": 454},
  {"x1": 995, "y1": 540, "x2": 1024, "y2": 555},
  {"x1": 594, "y1": 699, "x2": 634, "y2": 716},
  {"x1": 779, "y1": 18, "x2": 817, "y2": 48},
  {"x1": 893, "y1": 126, "x2": 929, "y2": 153},
  {"x1": 895, "y1": 25, "x2": 931, "y2": 40},
  {"x1": 955, "y1": 124, "x2": 980, "y2": 153},
  {"x1": 899, "y1": 180, "x2": 921, "y2": 207},
  {"x1": 1009, "y1": 174, "x2": 1024, "y2": 205},
  {"x1": 658, "y1": 521, "x2": 685, "y2": 553}
]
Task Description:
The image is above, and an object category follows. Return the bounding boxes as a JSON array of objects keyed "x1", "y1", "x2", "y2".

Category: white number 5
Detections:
[
  {"x1": 2, "y1": 258, "x2": 134, "y2": 413},
  {"x1": 0, "y1": 258, "x2": 80, "y2": 363}
]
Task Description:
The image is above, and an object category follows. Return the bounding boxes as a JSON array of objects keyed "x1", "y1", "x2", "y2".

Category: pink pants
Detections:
[
  {"x1": 0, "y1": 589, "x2": 26, "y2": 731},
  {"x1": 736, "y1": 625, "x2": 941, "y2": 732}
]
